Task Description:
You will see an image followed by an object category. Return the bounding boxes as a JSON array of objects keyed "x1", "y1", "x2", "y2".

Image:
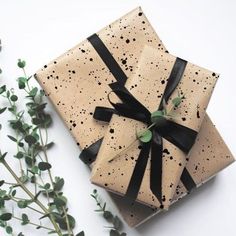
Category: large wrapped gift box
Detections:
[
  {"x1": 35, "y1": 7, "x2": 234, "y2": 226},
  {"x1": 90, "y1": 45, "x2": 218, "y2": 209}
]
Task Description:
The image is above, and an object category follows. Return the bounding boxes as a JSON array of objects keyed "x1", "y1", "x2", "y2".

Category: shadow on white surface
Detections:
[{"x1": 137, "y1": 176, "x2": 217, "y2": 233}]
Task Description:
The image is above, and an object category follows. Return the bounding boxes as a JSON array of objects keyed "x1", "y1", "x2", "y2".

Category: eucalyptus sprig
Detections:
[
  {"x1": 108, "y1": 92, "x2": 185, "y2": 163},
  {"x1": 0, "y1": 59, "x2": 84, "y2": 236},
  {"x1": 91, "y1": 189, "x2": 127, "y2": 236},
  {"x1": 137, "y1": 91, "x2": 185, "y2": 143}
]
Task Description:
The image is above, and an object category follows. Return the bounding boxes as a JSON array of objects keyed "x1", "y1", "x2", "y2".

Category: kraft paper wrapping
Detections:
[
  {"x1": 35, "y1": 7, "x2": 166, "y2": 149},
  {"x1": 110, "y1": 116, "x2": 234, "y2": 227},
  {"x1": 90, "y1": 46, "x2": 219, "y2": 209},
  {"x1": 35, "y1": 7, "x2": 234, "y2": 226}
]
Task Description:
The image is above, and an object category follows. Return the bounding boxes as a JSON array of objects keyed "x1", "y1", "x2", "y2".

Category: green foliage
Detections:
[
  {"x1": 91, "y1": 189, "x2": 126, "y2": 236},
  {"x1": 136, "y1": 129, "x2": 152, "y2": 143},
  {"x1": 17, "y1": 59, "x2": 26, "y2": 69},
  {"x1": 137, "y1": 93, "x2": 185, "y2": 144},
  {"x1": 0, "y1": 59, "x2": 81, "y2": 235}
]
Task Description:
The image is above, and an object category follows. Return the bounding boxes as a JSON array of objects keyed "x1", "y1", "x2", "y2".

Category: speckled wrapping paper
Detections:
[
  {"x1": 35, "y1": 7, "x2": 167, "y2": 150},
  {"x1": 90, "y1": 46, "x2": 219, "y2": 209},
  {"x1": 110, "y1": 115, "x2": 234, "y2": 227},
  {"x1": 35, "y1": 7, "x2": 234, "y2": 227}
]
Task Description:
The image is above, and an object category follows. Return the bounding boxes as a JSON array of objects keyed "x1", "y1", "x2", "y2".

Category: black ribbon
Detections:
[{"x1": 80, "y1": 34, "x2": 198, "y2": 203}]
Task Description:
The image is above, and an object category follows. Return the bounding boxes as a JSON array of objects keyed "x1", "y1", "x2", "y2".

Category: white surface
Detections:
[{"x1": 0, "y1": 0, "x2": 235, "y2": 235}]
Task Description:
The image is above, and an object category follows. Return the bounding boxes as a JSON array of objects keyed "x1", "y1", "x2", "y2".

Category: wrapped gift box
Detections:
[
  {"x1": 35, "y1": 7, "x2": 166, "y2": 149},
  {"x1": 35, "y1": 7, "x2": 234, "y2": 226},
  {"x1": 110, "y1": 116, "x2": 234, "y2": 227},
  {"x1": 90, "y1": 46, "x2": 219, "y2": 209}
]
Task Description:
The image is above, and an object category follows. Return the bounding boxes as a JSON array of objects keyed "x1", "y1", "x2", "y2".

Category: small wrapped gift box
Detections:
[
  {"x1": 90, "y1": 45, "x2": 219, "y2": 209},
  {"x1": 35, "y1": 7, "x2": 234, "y2": 226},
  {"x1": 111, "y1": 115, "x2": 234, "y2": 226}
]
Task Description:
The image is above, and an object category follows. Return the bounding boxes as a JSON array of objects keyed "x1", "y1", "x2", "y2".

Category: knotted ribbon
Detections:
[
  {"x1": 79, "y1": 34, "x2": 198, "y2": 205},
  {"x1": 92, "y1": 58, "x2": 198, "y2": 204}
]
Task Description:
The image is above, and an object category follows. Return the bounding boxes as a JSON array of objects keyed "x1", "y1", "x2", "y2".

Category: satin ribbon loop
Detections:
[
  {"x1": 79, "y1": 34, "x2": 198, "y2": 205},
  {"x1": 99, "y1": 80, "x2": 197, "y2": 204}
]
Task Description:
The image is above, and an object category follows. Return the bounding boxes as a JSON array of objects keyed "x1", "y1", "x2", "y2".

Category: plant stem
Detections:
[
  {"x1": 0, "y1": 159, "x2": 63, "y2": 236},
  {"x1": 38, "y1": 126, "x2": 74, "y2": 236},
  {"x1": 108, "y1": 138, "x2": 138, "y2": 163},
  {"x1": 12, "y1": 215, "x2": 54, "y2": 231},
  {"x1": 10, "y1": 197, "x2": 44, "y2": 215}
]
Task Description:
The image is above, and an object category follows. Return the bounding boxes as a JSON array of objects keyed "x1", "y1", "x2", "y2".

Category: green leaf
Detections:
[
  {"x1": 0, "y1": 152, "x2": 7, "y2": 161},
  {"x1": 19, "y1": 174, "x2": 29, "y2": 184},
  {"x1": 110, "y1": 229, "x2": 120, "y2": 236},
  {"x1": 10, "y1": 95, "x2": 18, "y2": 102},
  {"x1": 32, "y1": 117, "x2": 42, "y2": 125},
  {"x1": 44, "y1": 183, "x2": 51, "y2": 190},
  {"x1": 137, "y1": 129, "x2": 152, "y2": 143},
  {"x1": 52, "y1": 212, "x2": 76, "y2": 230},
  {"x1": 21, "y1": 213, "x2": 29, "y2": 225},
  {"x1": 31, "y1": 166, "x2": 39, "y2": 174},
  {"x1": 76, "y1": 231, "x2": 85, "y2": 236},
  {"x1": 7, "y1": 135, "x2": 17, "y2": 142},
  {"x1": 0, "y1": 85, "x2": 6, "y2": 94},
  {"x1": 29, "y1": 87, "x2": 38, "y2": 97},
  {"x1": 10, "y1": 120, "x2": 23, "y2": 130},
  {"x1": 151, "y1": 110, "x2": 164, "y2": 123},
  {"x1": 0, "y1": 180, "x2": 4, "y2": 187},
  {"x1": 11, "y1": 189, "x2": 16, "y2": 197},
  {"x1": 17, "y1": 59, "x2": 26, "y2": 68},
  {"x1": 25, "y1": 156, "x2": 34, "y2": 167},
  {"x1": 103, "y1": 202, "x2": 106, "y2": 211},
  {"x1": 38, "y1": 162, "x2": 52, "y2": 171},
  {"x1": 42, "y1": 114, "x2": 52, "y2": 127},
  {"x1": 34, "y1": 103, "x2": 47, "y2": 112},
  {"x1": 172, "y1": 96, "x2": 182, "y2": 107},
  {"x1": 18, "y1": 77, "x2": 27, "y2": 89},
  {"x1": 5, "y1": 226, "x2": 13, "y2": 234},
  {"x1": 93, "y1": 189, "x2": 97, "y2": 194},
  {"x1": 8, "y1": 105, "x2": 16, "y2": 113},
  {"x1": 103, "y1": 211, "x2": 113, "y2": 220},
  {"x1": 15, "y1": 152, "x2": 24, "y2": 159},
  {"x1": 113, "y1": 216, "x2": 122, "y2": 230},
  {"x1": 54, "y1": 196, "x2": 67, "y2": 207},
  {"x1": 0, "y1": 189, "x2": 7, "y2": 197},
  {"x1": 19, "y1": 142, "x2": 24, "y2": 147},
  {"x1": 54, "y1": 177, "x2": 64, "y2": 191},
  {"x1": 45, "y1": 142, "x2": 54, "y2": 150},
  {"x1": 0, "y1": 213, "x2": 12, "y2": 221},
  {"x1": 0, "y1": 107, "x2": 7, "y2": 115},
  {"x1": 17, "y1": 200, "x2": 28, "y2": 209},
  {"x1": 24, "y1": 135, "x2": 37, "y2": 146}
]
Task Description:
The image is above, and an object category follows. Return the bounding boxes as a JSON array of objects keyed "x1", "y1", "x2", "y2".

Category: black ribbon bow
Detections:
[
  {"x1": 92, "y1": 58, "x2": 198, "y2": 205},
  {"x1": 80, "y1": 34, "x2": 198, "y2": 206}
]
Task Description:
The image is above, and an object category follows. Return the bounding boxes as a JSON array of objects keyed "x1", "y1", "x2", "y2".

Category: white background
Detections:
[{"x1": 0, "y1": 0, "x2": 236, "y2": 235}]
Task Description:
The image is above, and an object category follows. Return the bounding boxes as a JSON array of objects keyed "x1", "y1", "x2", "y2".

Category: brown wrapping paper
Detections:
[
  {"x1": 110, "y1": 116, "x2": 234, "y2": 227},
  {"x1": 35, "y1": 7, "x2": 166, "y2": 149},
  {"x1": 34, "y1": 7, "x2": 234, "y2": 226},
  {"x1": 90, "y1": 45, "x2": 219, "y2": 209}
]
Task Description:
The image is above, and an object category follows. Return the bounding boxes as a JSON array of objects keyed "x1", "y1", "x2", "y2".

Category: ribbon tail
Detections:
[
  {"x1": 125, "y1": 142, "x2": 151, "y2": 202},
  {"x1": 150, "y1": 131, "x2": 163, "y2": 205},
  {"x1": 181, "y1": 168, "x2": 196, "y2": 192},
  {"x1": 93, "y1": 107, "x2": 117, "y2": 122},
  {"x1": 79, "y1": 138, "x2": 103, "y2": 165}
]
